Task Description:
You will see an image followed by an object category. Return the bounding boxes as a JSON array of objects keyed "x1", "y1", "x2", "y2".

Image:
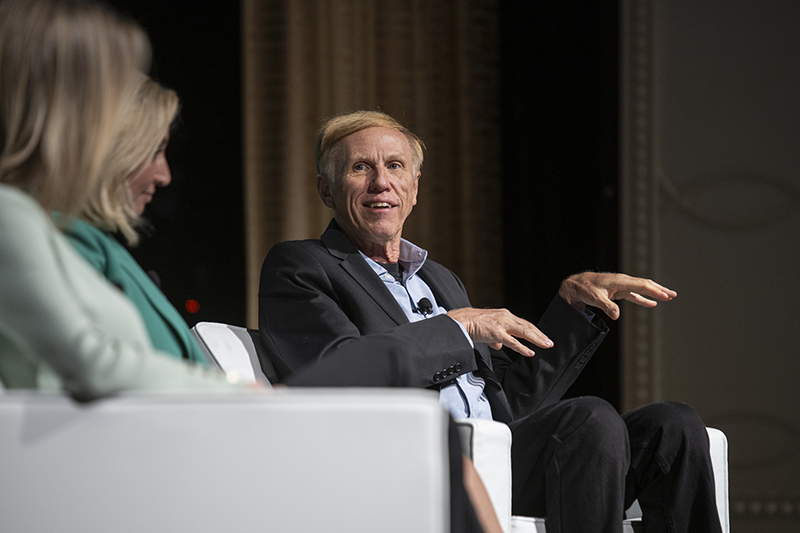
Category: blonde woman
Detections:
[
  {"x1": 0, "y1": 0, "x2": 239, "y2": 398},
  {"x1": 60, "y1": 77, "x2": 208, "y2": 366},
  {"x1": 0, "y1": 5, "x2": 501, "y2": 530}
]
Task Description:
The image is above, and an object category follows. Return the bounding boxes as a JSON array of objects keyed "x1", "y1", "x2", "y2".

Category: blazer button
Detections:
[
  {"x1": 455, "y1": 363, "x2": 462, "y2": 371},
  {"x1": 434, "y1": 372, "x2": 441, "y2": 381}
]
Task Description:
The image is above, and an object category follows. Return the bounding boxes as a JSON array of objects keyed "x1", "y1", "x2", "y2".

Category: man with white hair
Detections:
[{"x1": 260, "y1": 110, "x2": 721, "y2": 533}]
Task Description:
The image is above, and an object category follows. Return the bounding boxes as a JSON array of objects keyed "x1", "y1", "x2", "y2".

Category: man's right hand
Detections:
[{"x1": 446, "y1": 307, "x2": 552, "y2": 357}]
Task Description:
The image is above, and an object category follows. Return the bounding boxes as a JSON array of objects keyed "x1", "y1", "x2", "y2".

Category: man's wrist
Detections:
[
  {"x1": 446, "y1": 315, "x2": 475, "y2": 349},
  {"x1": 558, "y1": 272, "x2": 590, "y2": 313}
]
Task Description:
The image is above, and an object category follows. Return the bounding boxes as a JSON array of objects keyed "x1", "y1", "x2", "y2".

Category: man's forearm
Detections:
[{"x1": 493, "y1": 294, "x2": 609, "y2": 418}]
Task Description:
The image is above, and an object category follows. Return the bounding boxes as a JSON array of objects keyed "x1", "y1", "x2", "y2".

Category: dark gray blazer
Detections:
[{"x1": 259, "y1": 220, "x2": 608, "y2": 424}]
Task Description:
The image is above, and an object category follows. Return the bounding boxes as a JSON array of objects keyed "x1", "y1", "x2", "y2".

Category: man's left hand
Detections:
[{"x1": 558, "y1": 272, "x2": 676, "y2": 320}]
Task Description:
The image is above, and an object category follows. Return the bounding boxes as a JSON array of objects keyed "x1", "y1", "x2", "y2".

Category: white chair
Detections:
[
  {"x1": 0, "y1": 389, "x2": 451, "y2": 533},
  {"x1": 191, "y1": 321, "x2": 730, "y2": 533}
]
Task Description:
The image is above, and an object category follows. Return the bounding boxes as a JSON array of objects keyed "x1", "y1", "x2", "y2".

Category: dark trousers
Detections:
[{"x1": 509, "y1": 397, "x2": 722, "y2": 533}]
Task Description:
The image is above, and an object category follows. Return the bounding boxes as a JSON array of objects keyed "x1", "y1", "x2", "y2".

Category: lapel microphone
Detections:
[{"x1": 416, "y1": 297, "x2": 433, "y2": 317}]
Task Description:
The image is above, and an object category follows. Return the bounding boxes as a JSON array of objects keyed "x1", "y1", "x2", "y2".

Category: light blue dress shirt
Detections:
[{"x1": 359, "y1": 240, "x2": 493, "y2": 420}]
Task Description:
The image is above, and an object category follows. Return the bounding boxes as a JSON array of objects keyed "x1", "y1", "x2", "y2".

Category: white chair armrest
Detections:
[
  {"x1": 455, "y1": 418, "x2": 512, "y2": 533},
  {"x1": 707, "y1": 427, "x2": 729, "y2": 533}
]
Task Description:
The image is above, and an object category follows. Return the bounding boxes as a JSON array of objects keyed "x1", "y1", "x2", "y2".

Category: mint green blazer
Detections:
[
  {"x1": 0, "y1": 185, "x2": 236, "y2": 396},
  {"x1": 61, "y1": 218, "x2": 209, "y2": 366}
]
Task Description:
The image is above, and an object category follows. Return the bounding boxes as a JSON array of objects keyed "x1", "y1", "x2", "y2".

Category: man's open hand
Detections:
[
  {"x1": 558, "y1": 272, "x2": 676, "y2": 320},
  {"x1": 446, "y1": 307, "x2": 552, "y2": 357}
]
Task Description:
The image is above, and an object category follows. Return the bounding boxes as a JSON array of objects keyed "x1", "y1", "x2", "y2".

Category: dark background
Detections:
[
  {"x1": 107, "y1": 0, "x2": 621, "y2": 407},
  {"x1": 106, "y1": 0, "x2": 247, "y2": 328},
  {"x1": 500, "y1": 0, "x2": 620, "y2": 405}
]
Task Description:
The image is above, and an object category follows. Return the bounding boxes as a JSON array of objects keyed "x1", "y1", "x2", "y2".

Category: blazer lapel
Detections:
[
  {"x1": 320, "y1": 221, "x2": 410, "y2": 326},
  {"x1": 119, "y1": 261, "x2": 188, "y2": 339},
  {"x1": 418, "y1": 260, "x2": 501, "y2": 375},
  {"x1": 417, "y1": 264, "x2": 471, "y2": 311}
]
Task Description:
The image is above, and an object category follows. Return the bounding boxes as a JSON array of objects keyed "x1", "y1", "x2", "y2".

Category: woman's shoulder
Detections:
[
  {"x1": 0, "y1": 183, "x2": 42, "y2": 214},
  {"x1": 0, "y1": 184, "x2": 54, "y2": 237}
]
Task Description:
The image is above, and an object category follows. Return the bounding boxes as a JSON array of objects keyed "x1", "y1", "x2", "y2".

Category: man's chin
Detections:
[
  {"x1": 342, "y1": 224, "x2": 401, "y2": 247},
  {"x1": 364, "y1": 222, "x2": 401, "y2": 240}
]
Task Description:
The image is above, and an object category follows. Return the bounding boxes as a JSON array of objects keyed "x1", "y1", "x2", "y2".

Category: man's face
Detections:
[{"x1": 318, "y1": 126, "x2": 420, "y2": 252}]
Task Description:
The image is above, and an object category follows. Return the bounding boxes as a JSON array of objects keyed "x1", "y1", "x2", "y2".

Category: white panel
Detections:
[{"x1": 0, "y1": 390, "x2": 449, "y2": 533}]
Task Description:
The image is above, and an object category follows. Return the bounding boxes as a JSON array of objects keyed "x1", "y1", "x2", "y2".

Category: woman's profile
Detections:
[{"x1": 0, "y1": 0, "x2": 239, "y2": 398}]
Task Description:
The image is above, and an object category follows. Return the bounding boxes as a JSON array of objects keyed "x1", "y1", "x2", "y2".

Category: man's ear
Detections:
[
  {"x1": 411, "y1": 171, "x2": 421, "y2": 206},
  {"x1": 317, "y1": 174, "x2": 335, "y2": 208}
]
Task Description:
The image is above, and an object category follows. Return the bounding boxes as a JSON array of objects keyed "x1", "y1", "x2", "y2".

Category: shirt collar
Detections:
[
  {"x1": 398, "y1": 238, "x2": 427, "y2": 277},
  {"x1": 358, "y1": 238, "x2": 428, "y2": 281}
]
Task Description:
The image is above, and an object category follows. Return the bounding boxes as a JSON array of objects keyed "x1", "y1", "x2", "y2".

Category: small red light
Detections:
[{"x1": 185, "y1": 300, "x2": 200, "y2": 313}]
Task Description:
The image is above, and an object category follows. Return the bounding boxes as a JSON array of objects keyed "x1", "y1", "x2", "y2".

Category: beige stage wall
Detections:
[{"x1": 621, "y1": 1, "x2": 800, "y2": 530}]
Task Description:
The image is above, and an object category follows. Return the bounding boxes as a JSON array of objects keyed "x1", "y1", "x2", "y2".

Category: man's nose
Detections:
[{"x1": 368, "y1": 167, "x2": 390, "y2": 191}]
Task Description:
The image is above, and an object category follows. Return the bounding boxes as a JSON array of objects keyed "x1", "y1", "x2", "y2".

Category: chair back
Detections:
[{"x1": 191, "y1": 322, "x2": 277, "y2": 386}]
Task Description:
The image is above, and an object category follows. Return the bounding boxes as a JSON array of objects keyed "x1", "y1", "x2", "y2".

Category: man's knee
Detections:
[
  {"x1": 627, "y1": 401, "x2": 709, "y2": 453},
  {"x1": 657, "y1": 401, "x2": 709, "y2": 447},
  {"x1": 563, "y1": 396, "x2": 628, "y2": 449}
]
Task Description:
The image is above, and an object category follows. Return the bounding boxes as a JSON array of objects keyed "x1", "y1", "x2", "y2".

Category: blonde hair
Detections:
[
  {"x1": 315, "y1": 110, "x2": 425, "y2": 184},
  {"x1": 0, "y1": 0, "x2": 150, "y2": 215},
  {"x1": 80, "y1": 76, "x2": 179, "y2": 245}
]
